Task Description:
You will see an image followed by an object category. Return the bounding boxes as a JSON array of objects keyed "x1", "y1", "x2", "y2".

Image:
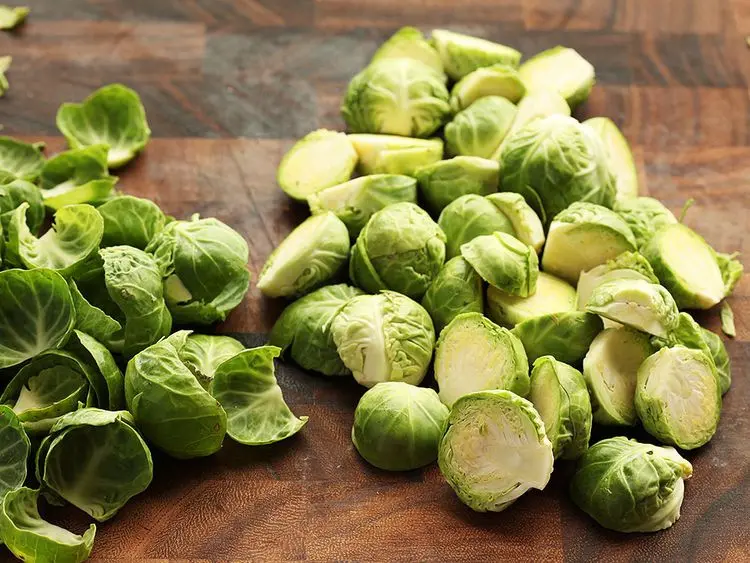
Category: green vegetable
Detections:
[
  {"x1": 576, "y1": 251, "x2": 658, "y2": 312},
  {"x1": 460, "y1": 231, "x2": 538, "y2": 296},
  {"x1": 416, "y1": 156, "x2": 499, "y2": 214},
  {"x1": 449, "y1": 64, "x2": 525, "y2": 111},
  {"x1": 613, "y1": 197, "x2": 677, "y2": 248},
  {"x1": 56, "y1": 84, "x2": 151, "y2": 168},
  {"x1": 421, "y1": 256, "x2": 483, "y2": 333},
  {"x1": 512, "y1": 311, "x2": 603, "y2": 365},
  {"x1": 39, "y1": 144, "x2": 117, "y2": 210},
  {"x1": 66, "y1": 330, "x2": 124, "y2": 410},
  {"x1": 0, "y1": 406, "x2": 30, "y2": 499},
  {"x1": 370, "y1": 27, "x2": 443, "y2": 72},
  {"x1": 431, "y1": 29, "x2": 521, "y2": 81},
  {"x1": 178, "y1": 333, "x2": 245, "y2": 388},
  {"x1": 444, "y1": 96, "x2": 517, "y2": 159},
  {"x1": 0, "y1": 136, "x2": 45, "y2": 181},
  {"x1": 98, "y1": 195, "x2": 167, "y2": 249},
  {"x1": 352, "y1": 382, "x2": 449, "y2": 471},
  {"x1": 700, "y1": 327, "x2": 731, "y2": 395},
  {"x1": 584, "y1": 117, "x2": 638, "y2": 200},
  {"x1": 486, "y1": 193, "x2": 545, "y2": 253},
  {"x1": 0, "y1": 5, "x2": 28, "y2": 29},
  {"x1": 487, "y1": 271, "x2": 576, "y2": 328},
  {"x1": 570, "y1": 437, "x2": 692, "y2": 532},
  {"x1": 519, "y1": 46, "x2": 595, "y2": 108},
  {"x1": 438, "y1": 194, "x2": 514, "y2": 258},
  {"x1": 0, "y1": 56, "x2": 10, "y2": 97},
  {"x1": 348, "y1": 134, "x2": 443, "y2": 176},
  {"x1": 0, "y1": 178, "x2": 44, "y2": 235},
  {"x1": 716, "y1": 251, "x2": 743, "y2": 296}
]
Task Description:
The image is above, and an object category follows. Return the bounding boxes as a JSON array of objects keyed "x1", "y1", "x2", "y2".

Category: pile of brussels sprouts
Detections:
[
  {"x1": 264, "y1": 27, "x2": 743, "y2": 534},
  {"x1": 0, "y1": 85, "x2": 306, "y2": 561}
]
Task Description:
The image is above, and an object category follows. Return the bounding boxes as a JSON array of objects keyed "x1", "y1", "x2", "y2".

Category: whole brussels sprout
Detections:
[
  {"x1": 519, "y1": 46, "x2": 595, "y2": 109},
  {"x1": 445, "y1": 96, "x2": 517, "y2": 159},
  {"x1": 613, "y1": 196, "x2": 677, "y2": 248},
  {"x1": 431, "y1": 29, "x2": 521, "y2": 81},
  {"x1": 352, "y1": 382, "x2": 449, "y2": 471},
  {"x1": 512, "y1": 311, "x2": 603, "y2": 365},
  {"x1": 570, "y1": 437, "x2": 692, "y2": 532},
  {"x1": 438, "y1": 194, "x2": 514, "y2": 258},
  {"x1": 331, "y1": 291, "x2": 435, "y2": 388},
  {"x1": 449, "y1": 64, "x2": 525, "y2": 111},
  {"x1": 416, "y1": 156, "x2": 498, "y2": 214},
  {"x1": 585, "y1": 117, "x2": 639, "y2": 201},
  {"x1": 499, "y1": 115, "x2": 616, "y2": 225},
  {"x1": 371, "y1": 27, "x2": 443, "y2": 72},
  {"x1": 487, "y1": 271, "x2": 576, "y2": 328},
  {"x1": 460, "y1": 231, "x2": 538, "y2": 297},
  {"x1": 349, "y1": 202, "x2": 446, "y2": 299},
  {"x1": 341, "y1": 59, "x2": 450, "y2": 138},
  {"x1": 421, "y1": 256, "x2": 483, "y2": 333}
]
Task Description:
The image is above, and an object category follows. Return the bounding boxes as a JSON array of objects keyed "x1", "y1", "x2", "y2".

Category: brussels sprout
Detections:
[
  {"x1": 56, "y1": 84, "x2": 151, "y2": 168},
  {"x1": 449, "y1": 64, "x2": 526, "y2": 111},
  {"x1": 435, "y1": 312, "x2": 529, "y2": 407},
  {"x1": 342, "y1": 58, "x2": 450, "y2": 138},
  {"x1": 586, "y1": 279, "x2": 678, "y2": 338},
  {"x1": 0, "y1": 55, "x2": 9, "y2": 96},
  {"x1": 585, "y1": 117, "x2": 638, "y2": 200},
  {"x1": 721, "y1": 301, "x2": 736, "y2": 338},
  {"x1": 487, "y1": 195, "x2": 543, "y2": 253},
  {"x1": 35, "y1": 409, "x2": 152, "y2": 521},
  {"x1": 421, "y1": 256, "x2": 483, "y2": 333},
  {"x1": 461, "y1": 231, "x2": 538, "y2": 296},
  {"x1": 0, "y1": 269, "x2": 75, "y2": 369},
  {"x1": 348, "y1": 134, "x2": 443, "y2": 176},
  {"x1": 352, "y1": 382, "x2": 449, "y2": 471},
  {"x1": 0, "y1": 178, "x2": 44, "y2": 234},
  {"x1": 0, "y1": 487, "x2": 96, "y2": 563},
  {"x1": 270, "y1": 284, "x2": 363, "y2": 376},
  {"x1": 519, "y1": 46, "x2": 595, "y2": 108},
  {"x1": 499, "y1": 115, "x2": 615, "y2": 225},
  {"x1": 438, "y1": 390, "x2": 554, "y2": 512},
  {"x1": 570, "y1": 437, "x2": 692, "y2": 533},
  {"x1": 308, "y1": 174, "x2": 417, "y2": 237},
  {"x1": 542, "y1": 202, "x2": 637, "y2": 284},
  {"x1": 349, "y1": 202, "x2": 445, "y2": 299},
  {"x1": 416, "y1": 156, "x2": 499, "y2": 213},
  {"x1": 39, "y1": 144, "x2": 117, "y2": 210},
  {"x1": 700, "y1": 327, "x2": 731, "y2": 395},
  {"x1": 98, "y1": 195, "x2": 167, "y2": 249},
  {"x1": 210, "y1": 346, "x2": 308, "y2": 446},
  {"x1": 178, "y1": 334, "x2": 245, "y2": 388},
  {"x1": 716, "y1": 251, "x2": 743, "y2": 296},
  {"x1": 614, "y1": 197, "x2": 677, "y2": 248},
  {"x1": 0, "y1": 6, "x2": 28, "y2": 30},
  {"x1": 0, "y1": 406, "x2": 30, "y2": 499},
  {"x1": 277, "y1": 130, "x2": 358, "y2": 201},
  {"x1": 582, "y1": 327, "x2": 654, "y2": 426},
  {"x1": 66, "y1": 330, "x2": 124, "y2": 410},
  {"x1": 487, "y1": 271, "x2": 575, "y2": 328},
  {"x1": 438, "y1": 194, "x2": 514, "y2": 258},
  {"x1": 636, "y1": 346, "x2": 721, "y2": 450},
  {"x1": 576, "y1": 251, "x2": 659, "y2": 311},
  {"x1": 431, "y1": 29, "x2": 521, "y2": 81},
  {"x1": 371, "y1": 26, "x2": 443, "y2": 72},
  {"x1": 512, "y1": 311, "x2": 602, "y2": 365},
  {"x1": 445, "y1": 97, "x2": 516, "y2": 159},
  {"x1": 331, "y1": 291, "x2": 435, "y2": 388},
  {"x1": 0, "y1": 136, "x2": 45, "y2": 181}
]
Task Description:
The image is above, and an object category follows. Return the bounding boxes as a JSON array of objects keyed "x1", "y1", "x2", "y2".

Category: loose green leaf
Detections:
[
  {"x1": 0, "y1": 56, "x2": 11, "y2": 97},
  {"x1": 178, "y1": 333, "x2": 245, "y2": 388},
  {"x1": 0, "y1": 406, "x2": 30, "y2": 499},
  {"x1": 40, "y1": 144, "x2": 117, "y2": 210},
  {"x1": 721, "y1": 301, "x2": 736, "y2": 338},
  {"x1": 98, "y1": 195, "x2": 166, "y2": 249},
  {"x1": 0, "y1": 136, "x2": 45, "y2": 181}
]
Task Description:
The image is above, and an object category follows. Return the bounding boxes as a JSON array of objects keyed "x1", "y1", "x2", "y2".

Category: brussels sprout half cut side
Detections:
[
  {"x1": 348, "y1": 134, "x2": 443, "y2": 176},
  {"x1": 431, "y1": 29, "x2": 521, "y2": 81},
  {"x1": 519, "y1": 46, "x2": 595, "y2": 109},
  {"x1": 487, "y1": 271, "x2": 576, "y2": 328},
  {"x1": 584, "y1": 117, "x2": 639, "y2": 201},
  {"x1": 576, "y1": 251, "x2": 659, "y2": 312}
]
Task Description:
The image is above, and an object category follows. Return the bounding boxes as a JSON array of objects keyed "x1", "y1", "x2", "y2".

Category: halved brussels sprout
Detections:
[
  {"x1": 178, "y1": 334, "x2": 245, "y2": 388},
  {"x1": 277, "y1": 130, "x2": 358, "y2": 201},
  {"x1": 461, "y1": 231, "x2": 538, "y2": 296},
  {"x1": 519, "y1": 46, "x2": 595, "y2": 108},
  {"x1": 438, "y1": 390, "x2": 554, "y2": 512},
  {"x1": 308, "y1": 174, "x2": 417, "y2": 238},
  {"x1": 438, "y1": 194, "x2": 514, "y2": 258},
  {"x1": 349, "y1": 202, "x2": 445, "y2": 299},
  {"x1": 512, "y1": 311, "x2": 602, "y2": 365},
  {"x1": 431, "y1": 29, "x2": 522, "y2": 81},
  {"x1": 614, "y1": 196, "x2": 677, "y2": 248},
  {"x1": 348, "y1": 134, "x2": 443, "y2": 176},
  {"x1": 0, "y1": 178, "x2": 45, "y2": 235},
  {"x1": 585, "y1": 117, "x2": 638, "y2": 200},
  {"x1": 570, "y1": 437, "x2": 692, "y2": 533},
  {"x1": 421, "y1": 256, "x2": 483, "y2": 333},
  {"x1": 499, "y1": 115, "x2": 615, "y2": 225},
  {"x1": 98, "y1": 195, "x2": 167, "y2": 249},
  {"x1": 39, "y1": 144, "x2": 117, "y2": 210},
  {"x1": 0, "y1": 136, "x2": 45, "y2": 181},
  {"x1": 331, "y1": 291, "x2": 435, "y2": 388},
  {"x1": 352, "y1": 382, "x2": 449, "y2": 471},
  {"x1": 635, "y1": 346, "x2": 721, "y2": 450},
  {"x1": 416, "y1": 156, "x2": 499, "y2": 213},
  {"x1": 270, "y1": 284, "x2": 363, "y2": 376},
  {"x1": 542, "y1": 202, "x2": 637, "y2": 284},
  {"x1": 700, "y1": 327, "x2": 731, "y2": 395},
  {"x1": 342, "y1": 59, "x2": 450, "y2": 138},
  {"x1": 576, "y1": 251, "x2": 658, "y2": 311},
  {"x1": 445, "y1": 96, "x2": 517, "y2": 159},
  {"x1": 371, "y1": 26, "x2": 443, "y2": 72},
  {"x1": 0, "y1": 406, "x2": 30, "y2": 499},
  {"x1": 486, "y1": 193, "x2": 545, "y2": 253},
  {"x1": 449, "y1": 64, "x2": 525, "y2": 111},
  {"x1": 582, "y1": 327, "x2": 654, "y2": 426},
  {"x1": 435, "y1": 312, "x2": 529, "y2": 407},
  {"x1": 257, "y1": 212, "x2": 348, "y2": 299},
  {"x1": 487, "y1": 271, "x2": 575, "y2": 328}
]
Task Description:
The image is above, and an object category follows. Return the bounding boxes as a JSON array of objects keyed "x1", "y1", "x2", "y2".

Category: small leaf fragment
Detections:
[{"x1": 721, "y1": 301, "x2": 736, "y2": 338}]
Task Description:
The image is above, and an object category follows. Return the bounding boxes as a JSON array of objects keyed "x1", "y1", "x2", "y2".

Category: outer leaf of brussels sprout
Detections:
[
  {"x1": 68, "y1": 280, "x2": 123, "y2": 351},
  {"x1": 431, "y1": 29, "x2": 522, "y2": 81},
  {"x1": 584, "y1": 117, "x2": 638, "y2": 200},
  {"x1": 178, "y1": 334, "x2": 245, "y2": 388},
  {"x1": 487, "y1": 271, "x2": 575, "y2": 328},
  {"x1": 449, "y1": 64, "x2": 526, "y2": 112},
  {"x1": 98, "y1": 195, "x2": 167, "y2": 249},
  {"x1": 700, "y1": 327, "x2": 731, "y2": 394},
  {"x1": 438, "y1": 194, "x2": 514, "y2": 258},
  {"x1": 371, "y1": 26, "x2": 443, "y2": 72},
  {"x1": 421, "y1": 256, "x2": 483, "y2": 333},
  {"x1": 570, "y1": 437, "x2": 692, "y2": 533},
  {"x1": 0, "y1": 137, "x2": 45, "y2": 181},
  {"x1": 486, "y1": 193, "x2": 545, "y2": 253},
  {"x1": 512, "y1": 311, "x2": 603, "y2": 365},
  {"x1": 720, "y1": 301, "x2": 736, "y2": 339},
  {"x1": 269, "y1": 284, "x2": 363, "y2": 376},
  {"x1": 0, "y1": 56, "x2": 9, "y2": 97},
  {"x1": 613, "y1": 196, "x2": 677, "y2": 248},
  {"x1": 66, "y1": 330, "x2": 124, "y2": 410},
  {"x1": 348, "y1": 134, "x2": 443, "y2": 176},
  {"x1": 56, "y1": 84, "x2": 151, "y2": 168},
  {"x1": 0, "y1": 406, "x2": 30, "y2": 500},
  {"x1": 39, "y1": 144, "x2": 116, "y2": 209},
  {"x1": 352, "y1": 382, "x2": 449, "y2": 471},
  {"x1": 438, "y1": 390, "x2": 553, "y2": 512},
  {"x1": 715, "y1": 252, "x2": 743, "y2": 296},
  {"x1": 42, "y1": 178, "x2": 117, "y2": 211},
  {"x1": 210, "y1": 346, "x2": 307, "y2": 446},
  {"x1": 519, "y1": 46, "x2": 595, "y2": 108},
  {"x1": 416, "y1": 156, "x2": 499, "y2": 214},
  {"x1": 461, "y1": 231, "x2": 538, "y2": 297},
  {"x1": 576, "y1": 251, "x2": 658, "y2": 311},
  {"x1": 445, "y1": 96, "x2": 517, "y2": 159},
  {"x1": 0, "y1": 179, "x2": 44, "y2": 235},
  {"x1": 0, "y1": 6, "x2": 28, "y2": 29}
]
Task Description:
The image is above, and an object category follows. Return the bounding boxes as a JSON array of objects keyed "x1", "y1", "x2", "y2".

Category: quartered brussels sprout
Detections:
[
  {"x1": 499, "y1": 115, "x2": 615, "y2": 225},
  {"x1": 461, "y1": 231, "x2": 538, "y2": 296},
  {"x1": 0, "y1": 136, "x2": 45, "y2": 181},
  {"x1": 449, "y1": 64, "x2": 526, "y2": 111},
  {"x1": 178, "y1": 334, "x2": 245, "y2": 388},
  {"x1": 348, "y1": 134, "x2": 443, "y2": 176},
  {"x1": 519, "y1": 46, "x2": 595, "y2": 109},
  {"x1": 438, "y1": 390, "x2": 554, "y2": 512},
  {"x1": 352, "y1": 382, "x2": 449, "y2": 471},
  {"x1": 431, "y1": 29, "x2": 521, "y2": 81},
  {"x1": 349, "y1": 202, "x2": 445, "y2": 299},
  {"x1": 421, "y1": 256, "x2": 484, "y2": 333},
  {"x1": 487, "y1": 271, "x2": 575, "y2": 328},
  {"x1": 98, "y1": 195, "x2": 167, "y2": 249},
  {"x1": 435, "y1": 312, "x2": 529, "y2": 407},
  {"x1": 614, "y1": 197, "x2": 677, "y2": 248},
  {"x1": 331, "y1": 291, "x2": 435, "y2": 388},
  {"x1": 582, "y1": 327, "x2": 654, "y2": 426},
  {"x1": 570, "y1": 437, "x2": 692, "y2": 533},
  {"x1": 416, "y1": 156, "x2": 499, "y2": 213},
  {"x1": 444, "y1": 96, "x2": 517, "y2": 159},
  {"x1": 512, "y1": 311, "x2": 602, "y2": 365},
  {"x1": 371, "y1": 26, "x2": 443, "y2": 72},
  {"x1": 701, "y1": 327, "x2": 731, "y2": 395},
  {"x1": 576, "y1": 251, "x2": 658, "y2": 312},
  {"x1": 438, "y1": 194, "x2": 514, "y2": 258},
  {"x1": 257, "y1": 212, "x2": 348, "y2": 299},
  {"x1": 584, "y1": 117, "x2": 638, "y2": 200},
  {"x1": 342, "y1": 58, "x2": 450, "y2": 138},
  {"x1": 308, "y1": 174, "x2": 417, "y2": 237},
  {"x1": 542, "y1": 202, "x2": 637, "y2": 284},
  {"x1": 586, "y1": 279, "x2": 678, "y2": 338},
  {"x1": 635, "y1": 346, "x2": 721, "y2": 450},
  {"x1": 270, "y1": 284, "x2": 363, "y2": 376},
  {"x1": 486, "y1": 193, "x2": 545, "y2": 253},
  {"x1": 277, "y1": 130, "x2": 358, "y2": 201},
  {"x1": 0, "y1": 406, "x2": 30, "y2": 499},
  {"x1": 39, "y1": 144, "x2": 117, "y2": 210},
  {"x1": 0, "y1": 179, "x2": 44, "y2": 235},
  {"x1": 529, "y1": 356, "x2": 592, "y2": 460}
]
